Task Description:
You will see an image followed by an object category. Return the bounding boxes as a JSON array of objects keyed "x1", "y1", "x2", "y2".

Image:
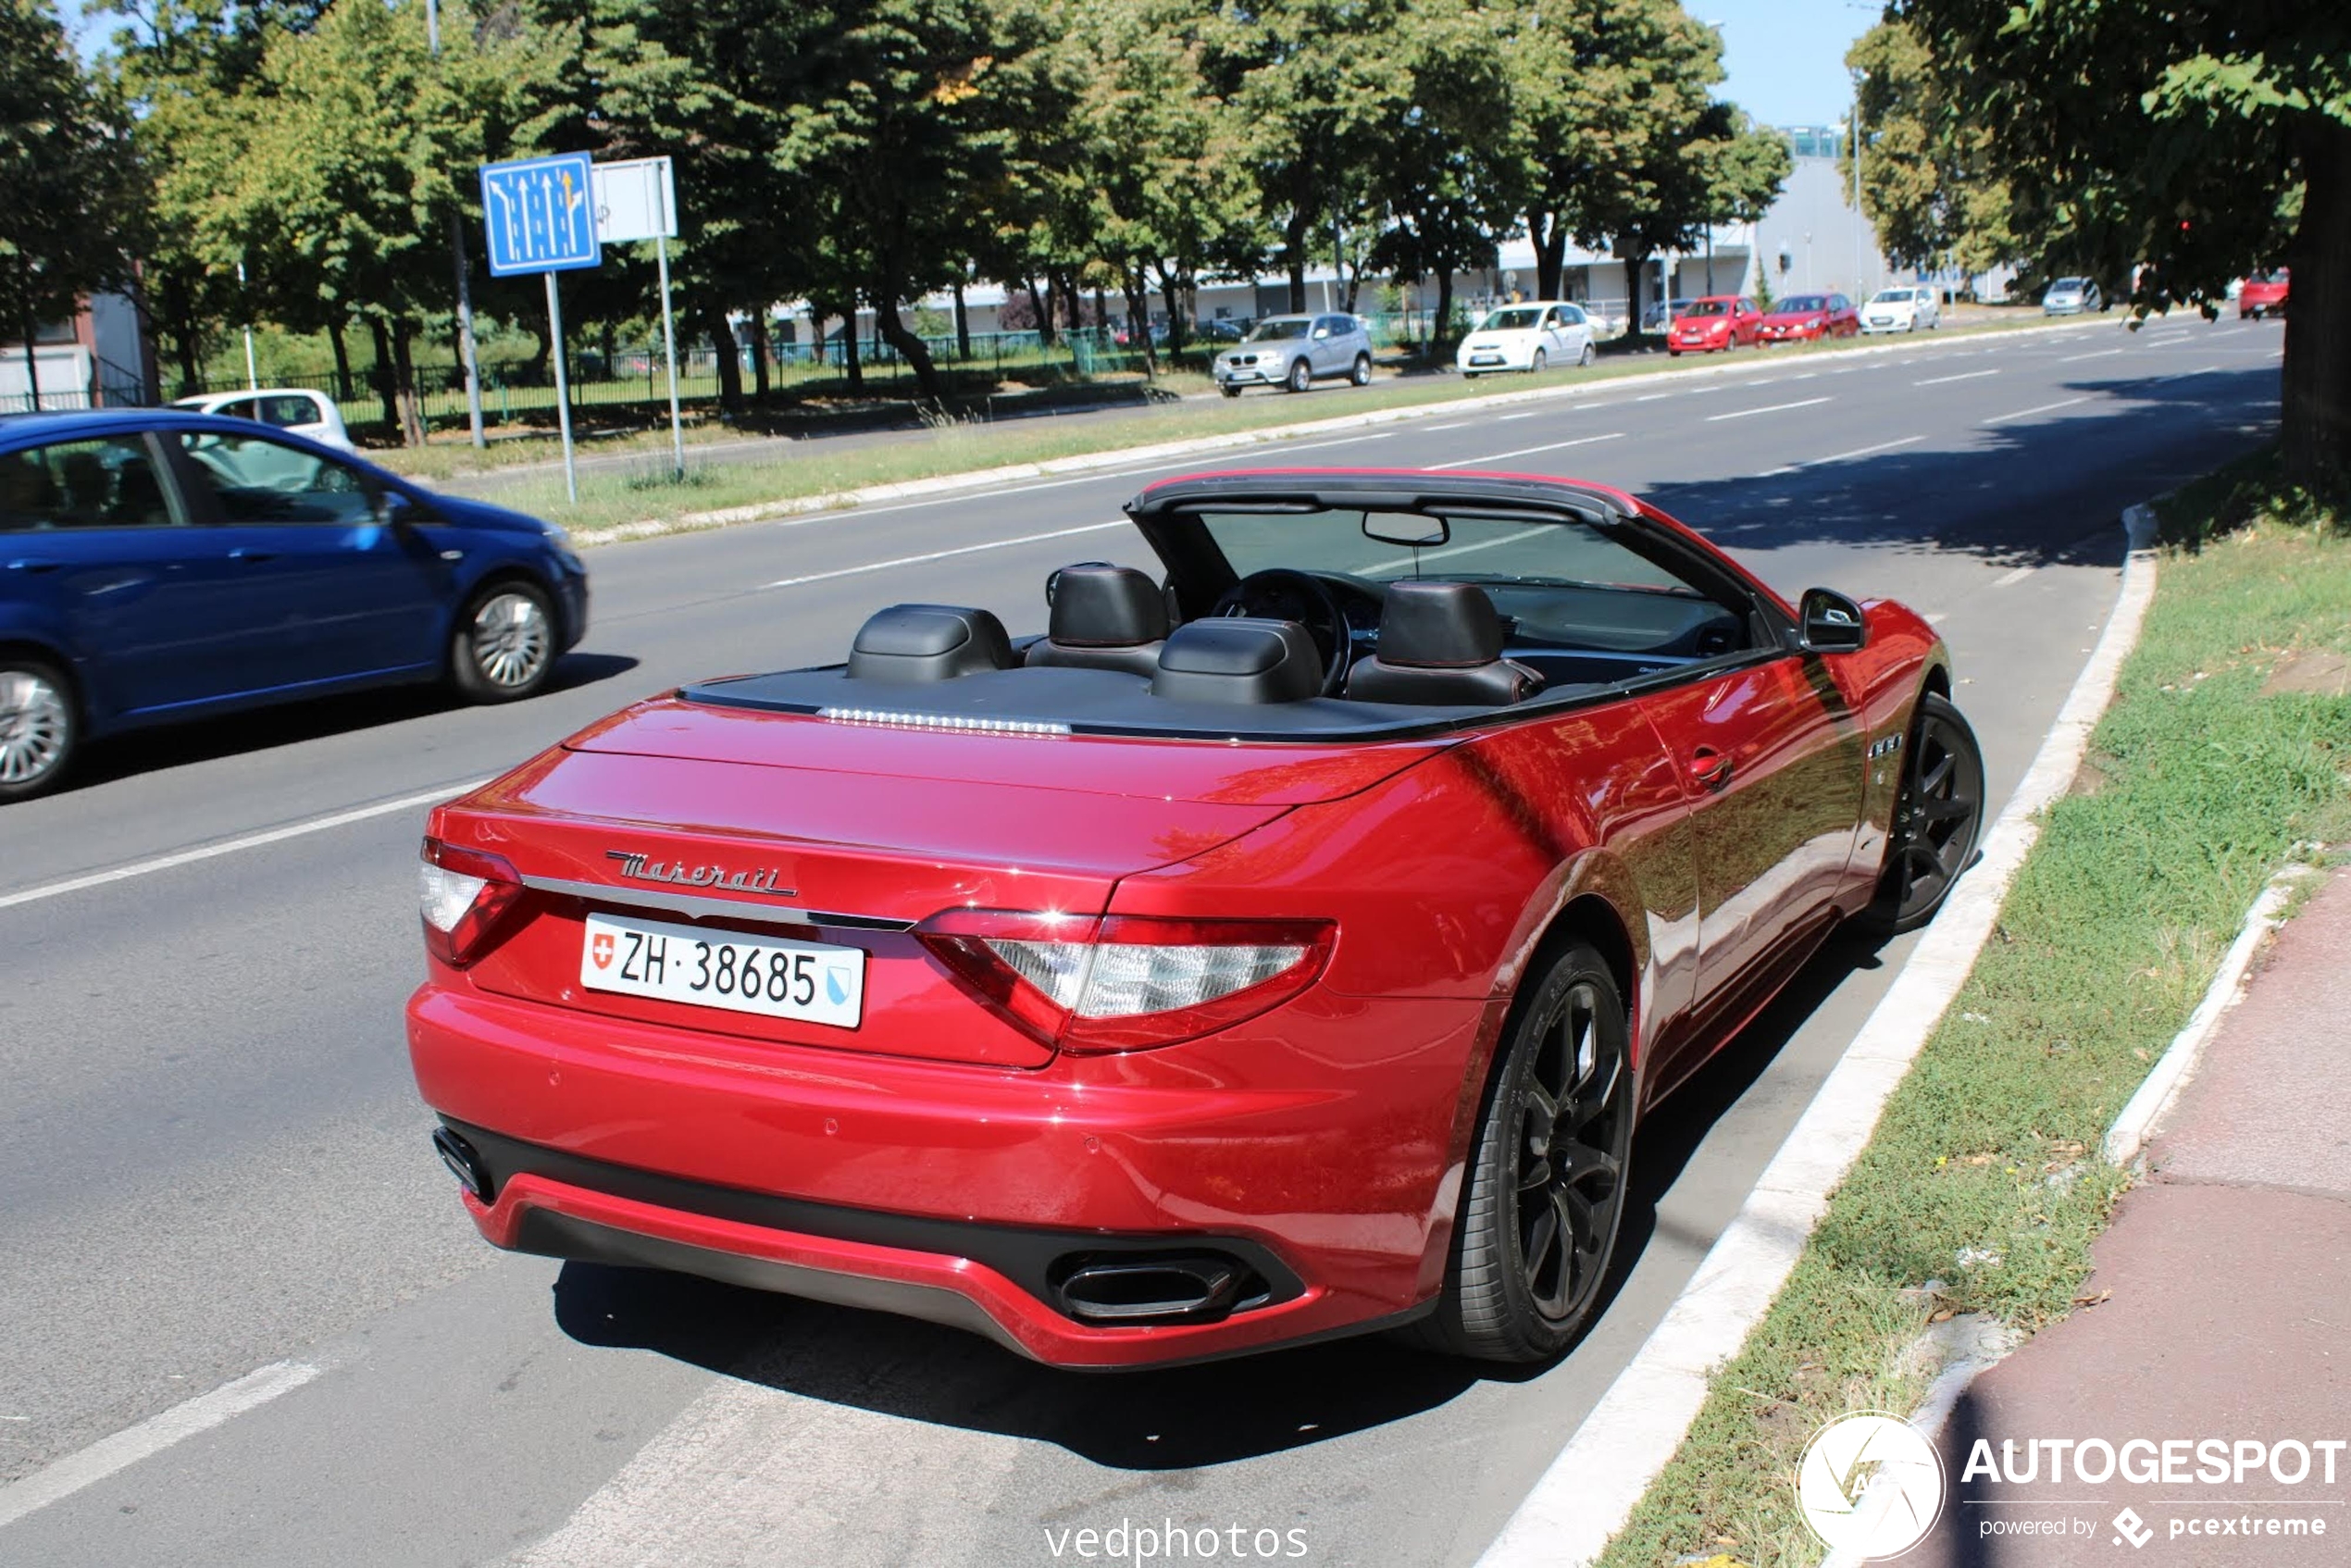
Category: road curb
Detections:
[
  {"x1": 1474, "y1": 502, "x2": 2162, "y2": 1568},
  {"x1": 565, "y1": 318, "x2": 2120, "y2": 549},
  {"x1": 2100, "y1": 856, "x2": 2324, "y2": 1166}
]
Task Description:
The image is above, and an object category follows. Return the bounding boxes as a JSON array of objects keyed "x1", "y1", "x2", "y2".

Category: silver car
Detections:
[
  {"x1": 1213, "y1": 313, "x2": 1375, "y2": 395},
  {"x1": 2042, "y1": 277, "x2": 2103, "y2": 315}
]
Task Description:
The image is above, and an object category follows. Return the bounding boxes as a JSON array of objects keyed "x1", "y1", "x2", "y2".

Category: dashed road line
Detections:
[
  {"x1": 1914, "y1": 368, "x2": 2000, "y2": 386},
  {"x1": 1706, "y1": 395, "x2": 1832, "y2": 422},
  {"x1": 764, "y1": 520, "x2": 1126, "y2": 590},
  {"x1": 1984, "y1": 396, "x2": 2088, "y2": 425},
  {"x1": 1431, "y1": 432, "x2": 1627, "y2": 471}
]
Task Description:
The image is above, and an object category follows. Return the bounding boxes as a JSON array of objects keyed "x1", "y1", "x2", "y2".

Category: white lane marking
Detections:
[
  {"x1": 1424, "y1": 420, "x2": 1472, "y2": 430},
  {"x1": 1913, "y1": 367, "x2": 2000, "y2": 386},
  {"x1": 1428, "y1": 432, "x2": 1626, "y2": 470},
  {"x1": 1984, "y1": 395, "x2": 2088, "y2": 425},
  {"x1": 1924, "y1": 611, "x2": 1949, "y2": 623},
  {"x1": 1705, "y1": 395, "x2": 1831, "y2": 422},
  {"x1": 0, "y1": 1361, "x2": 323, "y2": 1530},
  {"x1": 0, "y1": 782, "x2": 490, "y2": 913},
  {"x1": 2060, "y1": 348, "x2": 2123, "y2": 363},
  {"x1": 1797, "y1": 434, "x2": 1926, "y2": 467},
  {"x1": 1499, "y1": 411, "x2": 1541, "y2": 421},
  {"x1": 1478, "y1": 506, "x2": 2162, "y2": 1568},
  {"x1": 763, "y1": 520, "x2": 1125, "y2": 590},
  {"x1": 1633, "y1": 392, "x2": 1671, "y2": 402},
  {"x1": 1991, "y1": 564, "x2": 2036, "y2": 588}
]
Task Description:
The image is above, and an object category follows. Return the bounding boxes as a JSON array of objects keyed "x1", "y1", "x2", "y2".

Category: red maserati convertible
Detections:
[{"x1": 406, "y1": 469, "x2": 1983, "y2": 1368}]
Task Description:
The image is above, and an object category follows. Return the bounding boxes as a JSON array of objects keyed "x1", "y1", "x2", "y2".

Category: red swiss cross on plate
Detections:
[{"x1": 591, "y1": 931, "x2": 616, "y2": 969}]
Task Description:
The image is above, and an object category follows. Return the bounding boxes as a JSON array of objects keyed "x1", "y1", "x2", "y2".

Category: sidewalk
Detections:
[{"x1": 1909, "y1": 864, "x2": 2351, "y2": 1566}]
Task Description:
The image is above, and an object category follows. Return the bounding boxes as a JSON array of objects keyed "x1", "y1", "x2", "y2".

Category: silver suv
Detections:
[{"x1": 1213, "y1": 314, "x2": 1375, "y2": 395}]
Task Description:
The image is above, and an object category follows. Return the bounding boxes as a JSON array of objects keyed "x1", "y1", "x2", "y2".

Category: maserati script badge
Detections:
[{"x1": 605, "y1": 850, "x2": 796, "y2": 897}]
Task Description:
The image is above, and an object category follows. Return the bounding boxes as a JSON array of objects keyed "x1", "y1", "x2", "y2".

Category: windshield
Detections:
[
  {"x1": 1872, "y1": 289, "x2": 1915, "y2": 304},
  {"x1": 2049, "y1": 278, "x2": 2083, "y2": 292},
  {"x1": 1246, "y1": 318, "x2": 1311, "y2": 342},
  {"x1": 1773, "y1": 296, "x2": 1828, "y2": 314},
  {"x1": 1199, "y1": 508, "x2": 1697, "y2": 596},
  {"x1": 1480, "y1": 307, "x2": 1545, "y2": 331},
  {"x1": 1682, "y1": 300, "x2": 1730, "y2": 317}
]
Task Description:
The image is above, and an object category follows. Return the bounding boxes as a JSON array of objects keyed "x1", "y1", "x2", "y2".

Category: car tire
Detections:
[
  {"x1": 1532, "y1": 349, "x2": 1548, "y2": 375},
  {"x1": 449, "y1": 578, "x2": 559, "y2": 703},
  {"x1": 1414, "y1": 939, "x2": 1634, "y2": 1363},
  {"x1": 1859, "y1": 691, "x2": 1986, "y2": 935},
  {"x1": 1350, "y1": 353, "x2": 1373, "y2": 387},
  {"x1": 1287, "y1": 358, "x2": 1312, "y2": 394},
  {"x1": 1578, "y1": 342, "x2": 1595, "y2": 367},
  {"x1": 0, "y1": 656, "x2": 77, "y2": 803},
  {"x1": 1462, "y1": 370, "x2": 1479, "y2": 380},
  {"x1": 1219, "y1": 384, "x2": 1241, "y2": 398}
]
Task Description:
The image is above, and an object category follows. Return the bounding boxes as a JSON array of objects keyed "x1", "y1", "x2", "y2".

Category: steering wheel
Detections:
[{"x1": 1208, "y1": 567, "x2": 1352, "y2": 695}]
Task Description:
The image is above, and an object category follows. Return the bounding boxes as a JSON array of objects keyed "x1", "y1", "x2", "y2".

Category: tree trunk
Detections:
[
  {"x1": 704, "y1": 305, "x2": 743, "y2": 413},
  {"x1": 174, "y1": 329, "x2": 200, "y2": 397},
  {"x1": 328, "y1": 317, "x2": 354, "y2": 405},
  {"x1": 1123, "y1": 268, "x2": 1158, "y2": 376},
  {"x1": 2282, "y1": 118, "x2": 2350, "y2": 492},
  {"x1": 1284, "y1": 212, "x2": 1310, "y2": 313},
  {"x1": 1625, "y1": 255, "x2": 1649, "y2": 339},
  {"x1": 391, "y1": 319, "x2": 426, "y2": 447},
  {"x1": 872, "y1": 280, "x2": 943, "y2": 404},
  {"x1": 1026, "y1": 278, "x2": 1054, "y2": 347},
  {"x1": 367, "y1": 317, "x2": 399, "y2": 429},
  {"x1": 1434, "y1": 268, "x2": 1456, "y2": 354},
  {"x1": 1536, "y1": 219, "x2": 1567, "y2": 302},
  {"x1": 748, "y1": 311, "x2": 772, "y2": 403},
  {"x1": 952, "y1": 278, "x2": 970, "y2": 360},
  {"x1": 1154, "y1": 260, "x2": 1188, "y2": 355},
  {"x1": 841, "y1": 302, "x2": 863, "y2": 392}
]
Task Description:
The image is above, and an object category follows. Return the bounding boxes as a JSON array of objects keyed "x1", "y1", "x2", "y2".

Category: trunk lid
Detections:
[{"x1": 435, "y1": 700, "x2": 1449, "y2": 1068}]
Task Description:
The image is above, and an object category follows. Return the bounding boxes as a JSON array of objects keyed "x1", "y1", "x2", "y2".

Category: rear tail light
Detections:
[
  {"x1": 418, "y1": 838, "x2": 524, "y2": 967},
  {"x1": 915, "y1": 910, "x2": 1335, "y2": 1052}
]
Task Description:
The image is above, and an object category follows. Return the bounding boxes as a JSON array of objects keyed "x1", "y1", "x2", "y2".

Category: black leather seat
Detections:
[
  {"x1": 845, "y1": 604, "x2": 1016, "y2": 682},
  {"x1": 1151, "y1": 618, "x2": 1324, "y2": 704},
  {"x1": 1345, "y1": 581, "x2": 1543, "y2": 706},
  {"x1": 1023, "y1": 565, "x2": 1169, "y2": 678}
]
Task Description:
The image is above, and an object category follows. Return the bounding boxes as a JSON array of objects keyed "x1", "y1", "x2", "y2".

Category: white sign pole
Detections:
[
  {"x1": 656, "y1": 233, "x2": 683, "y2": 481},
  {"x1": 590, "y1": 156, "x2": 684, "y2": 481},
  {"x1": 545, "y1": 271, "x2": 578, "y2": 504}
]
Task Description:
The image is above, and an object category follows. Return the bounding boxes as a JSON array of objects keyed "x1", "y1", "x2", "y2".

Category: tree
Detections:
[
  {"x1": 1842, "y1": 20, "x2": 2017, "y2": 277},
  {"x1": 1, "y1": 0, "x2": 143, "y2": 409},
  {"x1": 1901, "y1": 0, "x2": 2351, "y2": 488}
]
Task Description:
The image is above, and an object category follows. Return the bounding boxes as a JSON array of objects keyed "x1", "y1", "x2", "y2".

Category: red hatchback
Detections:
[
  {"x1": 2240, "y1": 269, "x2": 2288, "y2": 319},
  {"x1": 407, "y1": 469, "x2": 1984, "y2": 1368},
  {"x1": 1757, "y1": 292, "x2": 1860, "y2": 343},
  {"x1": 1667, "y1": 295, "x2": 1764, "y2": 355}
]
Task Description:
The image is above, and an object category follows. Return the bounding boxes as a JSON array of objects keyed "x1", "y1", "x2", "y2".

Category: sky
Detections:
[
  {"x1": 1704, "y1": 0, "x2": 1885, "y2": 128},
  {"x1": 61, "y1": 0, "x2": 1884, "y2": 126}
]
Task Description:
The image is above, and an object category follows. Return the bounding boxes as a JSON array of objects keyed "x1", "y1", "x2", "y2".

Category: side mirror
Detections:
[
  {"x1": 1797, "y1": 588, "x2": 1868, "y2": 653},
  {"x1": 1312, "y1": 327, "x2": 1330, "y2": 340}
]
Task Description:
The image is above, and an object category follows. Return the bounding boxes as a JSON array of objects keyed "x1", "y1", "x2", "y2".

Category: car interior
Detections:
[{"x1": 684, "y1": 501, "x2": 1778, "y2": 740}]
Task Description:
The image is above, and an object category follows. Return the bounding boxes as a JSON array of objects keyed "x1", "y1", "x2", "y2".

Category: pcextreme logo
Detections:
[{"x1": 1796, "y1": 1412, "x2": 1946, "y2": 1559}]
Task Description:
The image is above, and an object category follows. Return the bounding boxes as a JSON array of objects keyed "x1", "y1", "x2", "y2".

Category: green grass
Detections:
[
  {"x1": 1594, "y1": 453, "x2": 2351, "y2": 1568},
  {"x1": 454, "y1": 310, "x2": 2081, "y2": 536}
]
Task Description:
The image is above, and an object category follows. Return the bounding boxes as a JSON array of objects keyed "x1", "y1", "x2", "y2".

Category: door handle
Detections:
[
  {"x1": 5, "y1": 557, "x2": 61, "y2": 573},
  {"x1": 1688, "y1": 747, "x2": 1735, "y2": 790},
  {"x1": 228, "y1": 547, "x2": 278, "y2": 563}
]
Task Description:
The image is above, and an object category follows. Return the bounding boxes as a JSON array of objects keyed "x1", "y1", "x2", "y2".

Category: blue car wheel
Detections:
[{"x1": 450, "y1": 579, "x2": 558, "y2": 703}]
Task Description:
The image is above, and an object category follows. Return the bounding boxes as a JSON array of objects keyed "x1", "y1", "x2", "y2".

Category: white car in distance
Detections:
[
  {"x1": 170, "y1": 387, "x2": 357, "y2": 452},
  {"x1": 1860, "y1": 287, "x2": 1942, "y2": 334},
  {"x1": 1456, "y1": 302, "x2": 1596, "y2": 378}
]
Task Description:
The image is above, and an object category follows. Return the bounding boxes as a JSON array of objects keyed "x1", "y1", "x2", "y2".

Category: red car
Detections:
[
  {"x1": 1756, "y1": 292, "x2": 1860, "y2": 343},
  {"x1": 407, "y1": 469, "x2": 1984, "y2": 1368},
  {"x1": 1667, "y1": 295, "x2": 1764, "y2": 355},
  {"x1": 2239, "y1": 269, "x2": 2288, "y2": 319}
]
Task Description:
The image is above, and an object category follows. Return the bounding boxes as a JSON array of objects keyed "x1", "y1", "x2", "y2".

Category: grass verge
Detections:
[
  {"x1": 399, "y1": 311, "x2": 2086, "y2": 530},
  {"x1": 1593, "y1": 448, "x2": 2351, "y2": 1567}
]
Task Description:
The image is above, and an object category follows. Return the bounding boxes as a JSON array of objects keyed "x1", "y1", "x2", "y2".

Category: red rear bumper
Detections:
[{"x1": 407, "y1": 982, "x2": 1501, "y2": 1366}]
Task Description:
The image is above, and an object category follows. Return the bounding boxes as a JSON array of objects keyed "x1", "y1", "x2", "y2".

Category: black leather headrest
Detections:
[
  {"x1": 1049, "y1": 565, "x2": 1168, "y2": 647},
  {"x1": 1375, "y1": 581, "x2": 1505, "y2": 667},
  {"x1": 1151, "y1": 617, "x2": 1322, "y2": 703},
  {"x1": 845, "y1": 604, "x2": 1015, "y2": 682}
]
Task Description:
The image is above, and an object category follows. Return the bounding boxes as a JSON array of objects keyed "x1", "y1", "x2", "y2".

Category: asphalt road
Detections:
[{"x1": 0, "y1": 316, "x2": 2285, "y2": 1567}]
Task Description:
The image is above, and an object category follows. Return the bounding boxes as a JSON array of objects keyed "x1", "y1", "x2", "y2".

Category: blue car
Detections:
[{"x1": 0, "y1": 410, "x2": 590, "y2": 800}]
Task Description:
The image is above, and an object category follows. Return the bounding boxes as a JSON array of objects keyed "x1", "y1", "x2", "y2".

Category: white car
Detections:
[
  {"x1": 170, "y1": 387, "x2": 356, "y2": 452},
  {"x1": 1860, "y1": 287, "x2": 1941, "y2": 334},
  {"x1": 1456, "y1": 302, "x2": 1596, "y2": 378}
]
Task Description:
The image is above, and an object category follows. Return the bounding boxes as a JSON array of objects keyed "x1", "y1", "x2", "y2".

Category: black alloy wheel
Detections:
[
  {"x1": 1287, "y1": 357, "x2": 1312, "y2": 393},
  {"x1": 1864, "y1": 691, "x2": 1985, "y2": 933},
  {"x1": 1418, "y1": 940, "x2": 1634, "y2": 1362}
]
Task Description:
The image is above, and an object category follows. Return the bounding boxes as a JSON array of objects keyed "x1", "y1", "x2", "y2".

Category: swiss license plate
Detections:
[{"x1": 580, "y1": 912, "x2": 865, "y2": 1028}]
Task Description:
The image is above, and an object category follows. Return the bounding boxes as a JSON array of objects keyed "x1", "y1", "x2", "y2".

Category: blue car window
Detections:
[
  {"x1": 171, "y1": 430, "x2": 375, "y2": 526},
  {"x1": 0, "y1": 437, "x2": 181, "y2": 531}
]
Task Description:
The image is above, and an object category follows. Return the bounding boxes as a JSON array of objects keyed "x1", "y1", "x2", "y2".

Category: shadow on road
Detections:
[{"x1": 62, "y1": 651, "x2": 639, "y2": 794}]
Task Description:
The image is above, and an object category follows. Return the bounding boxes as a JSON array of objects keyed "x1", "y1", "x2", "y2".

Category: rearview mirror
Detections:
[
  {"x1": 1797, "y1": 587, "x2": 1868, "y2": 653},
  {"x1": 1362, "y1": 513, "x2": 1449, "y2": 549}
]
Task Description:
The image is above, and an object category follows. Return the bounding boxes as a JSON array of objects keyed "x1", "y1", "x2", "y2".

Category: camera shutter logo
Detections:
[{"x1": 1797, "y1": 1412, "x2": 1947, "y2": 1558}]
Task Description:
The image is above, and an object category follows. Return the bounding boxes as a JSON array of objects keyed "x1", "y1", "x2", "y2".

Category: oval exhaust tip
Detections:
[
  {"x1": 1055, "y1": 1256, "x2": 1243, "y2": 1325},
  {"x1": 431, "y1": 1126, "x2": 491, "y2": 1201}
]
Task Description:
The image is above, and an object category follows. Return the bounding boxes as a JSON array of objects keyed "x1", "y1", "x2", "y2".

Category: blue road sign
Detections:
[{"x1": 479, "y1": 153, "x2": 602, "y2": 277}]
